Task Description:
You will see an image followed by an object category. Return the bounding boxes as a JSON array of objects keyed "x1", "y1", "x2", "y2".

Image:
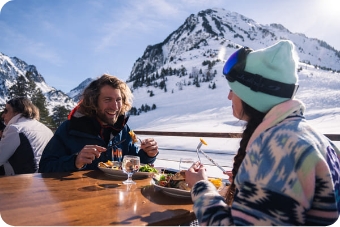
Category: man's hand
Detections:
[
  {"x1": 140, "y1": 138, "x2": 159, "y2": 157},
  {"x1": 75, "y1": 145, "x2": 107, "y2": 169}
]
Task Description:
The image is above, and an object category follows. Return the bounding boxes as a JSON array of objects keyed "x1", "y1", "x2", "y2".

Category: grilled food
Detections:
[
  {"x1": 172, "y1": 170, "x2": 186, "y2": 181},
  {"x1": 98, "y1": 161, "x2": 121, "y2": 170},
  {"x1": 128, "y1": 130, "x2": 138, "y2": 144}
]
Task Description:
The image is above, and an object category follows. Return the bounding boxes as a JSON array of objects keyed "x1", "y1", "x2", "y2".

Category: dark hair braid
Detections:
[{"x1": 225, "y1": 100, "x2": 265, "y2": 205}]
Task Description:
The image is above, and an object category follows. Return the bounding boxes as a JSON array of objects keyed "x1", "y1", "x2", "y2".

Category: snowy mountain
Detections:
[
  {"x1": 125, "y1": 8, "x2": 340, "y2": 134},
  {"x1": 0, "y1": 7, "x2": 339, "y2": 133},
  {"x1": 67, "y1": 77, "x2": 95, "y2": 103},
  {"x1": 129, "y1": 8, "x2": 340, "y2": 83},
  {"x1": 0, "y1": 52, "x2": 76, "y2": 113}
]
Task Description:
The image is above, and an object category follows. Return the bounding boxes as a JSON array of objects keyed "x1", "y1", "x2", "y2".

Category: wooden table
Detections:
[{"x1": 0, "y1": 170, "x2": 196, "y2": 226}]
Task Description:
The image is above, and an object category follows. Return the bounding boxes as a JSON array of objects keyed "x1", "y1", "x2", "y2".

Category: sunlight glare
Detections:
[
  {"x1": 218, "y1": 46, "x2": 226, "y2": 62},
  {"x1": 316, "y1": 0, "x2": 340, "y2": 17}
]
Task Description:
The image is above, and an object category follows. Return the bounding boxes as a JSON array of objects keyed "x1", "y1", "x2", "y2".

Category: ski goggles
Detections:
[{"x1": 223, "y1": 47, "x2": 299, "y2": 98}]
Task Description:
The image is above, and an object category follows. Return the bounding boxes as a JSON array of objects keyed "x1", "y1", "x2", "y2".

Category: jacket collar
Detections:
[
  {"x1": 7, "y1": 113, "x2": 24, "y2": 126},
  {"x1": 246, "y1": 99, "x2": 305, "y2": 150},
  {"x1": 69, "y1": 111, "x2": 129, "y2": 143}
]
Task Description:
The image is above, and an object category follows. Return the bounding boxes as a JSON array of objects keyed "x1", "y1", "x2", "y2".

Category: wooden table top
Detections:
[{"x1": 0, "y1": 170, "x2": 196, "y2": 226}]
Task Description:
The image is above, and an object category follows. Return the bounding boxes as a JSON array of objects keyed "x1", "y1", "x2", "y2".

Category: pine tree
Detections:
[
  {"x1": 8, "y1": 71, "x2": 54, "y2": 128},
  {"x1": 7, "y1": 75, "x2": 28, "y2": 99},
  {"x1": 32, "y1": 88, "x2": 54, "y2": 128},
  {"x1": 25, "y1": 72, "x2": 54, "y2": 127},
  {"x1": 8, "y1": 71, "x2": 38, "y2": 99},
  {"x1": 52, "y1": 105, "x2": 70, "y2": 127},
  {"x1": 152, "y1": 104, "x2": 156, "y2": 110},
  {"x1": 26, "y1": 72, "x2": 37, "y2": 95}
]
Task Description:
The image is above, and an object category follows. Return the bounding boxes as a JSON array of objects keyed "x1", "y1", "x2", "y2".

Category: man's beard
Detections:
[{"x1": 96, "y1": 111, "x2": 118, "y2": 125}]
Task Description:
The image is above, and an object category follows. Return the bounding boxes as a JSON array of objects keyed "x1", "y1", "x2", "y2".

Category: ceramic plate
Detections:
[
  {"x1": 98, "y1": 165, "x2": 153, "y2": 179},
  {"x1": 151, "y1": 170, "x2": 229, "y2": 199},
  {"x1": 151, "y1": 178, "x2": 192, "y2": 198}
]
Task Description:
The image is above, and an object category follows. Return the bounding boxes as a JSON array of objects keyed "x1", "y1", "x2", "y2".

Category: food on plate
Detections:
[
  {"x1": 208, "y1": 177, "x2": 223, "y2": 189},
  {"x1": 154, "y1": 170, "x2": 190, "y2": 191},
  {"x1": 153, "y1": 168, "x2": 224, "y2": 192},
  {"x1": 98, "y1": 160, "x2": 113, "y2": 168},
  {"x1": 98, "y1": 161, "x2": 121, "y2": 170},
  {"x1": 172, "y1": 170, "x2": 186, "y2": 181},
  {"x1": 128, "y1": 130, "x2": 139, "y2": 144},
  {"x1": 139, "y1": 164, "x2": 158, "y2": 173},
  {"x1": 99, "y1": 161, "x2": 158, "y2": 173}
]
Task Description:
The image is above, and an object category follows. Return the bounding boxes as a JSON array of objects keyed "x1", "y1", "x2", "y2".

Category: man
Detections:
[
  {"x1": 0, "y1": 97, "x2": 53, "y2": 175},
  {"x1": 39, "y1": 74, "x2": 159, "y2": 173}
]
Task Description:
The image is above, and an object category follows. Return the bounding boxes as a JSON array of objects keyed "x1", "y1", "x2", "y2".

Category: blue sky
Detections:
[{"x1": 0, "y1": 0, "x2": 339, "y2": 93}]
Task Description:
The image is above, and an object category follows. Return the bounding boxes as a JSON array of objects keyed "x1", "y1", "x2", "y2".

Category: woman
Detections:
[
  {"x1": 0, "y1": 119, "x2": 5, "y2": 140},
  {"x1": 0, "y1": 97, "x2": 53, "y2": 175},
  {"x1": 185, "y1": 40, "x2": 340, "y2": 225}
]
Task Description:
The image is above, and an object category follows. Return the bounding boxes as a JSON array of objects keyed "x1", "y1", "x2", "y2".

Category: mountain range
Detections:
[
  {"x1": 0, "y1": 8, "x2": 339, "y2": 132},
  {"x1": 0, "y1": 52, "x2": 76, "y2": 112}
]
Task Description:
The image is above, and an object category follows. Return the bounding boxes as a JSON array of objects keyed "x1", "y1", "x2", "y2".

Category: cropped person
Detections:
[
  {"x1": 185, "y1": 40, "x2": 340, "y2": 225},
  {"x1": 0, "y1": 97, "x2": 53, "y2": 176},
  {"x1": 0, "y1": 119, "x2": 5, "y2": 140},
  {"x1": 39, "y1": 74, "x2": 159, "y2": 173}
]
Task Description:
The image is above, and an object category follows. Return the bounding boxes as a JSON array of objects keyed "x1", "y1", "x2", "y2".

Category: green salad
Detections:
[{"x1": 139, "y1": 164, "x2": 158, "y2": 173}]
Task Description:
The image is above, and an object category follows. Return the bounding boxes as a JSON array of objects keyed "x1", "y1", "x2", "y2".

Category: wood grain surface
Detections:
[{"x1": 0, "y1": 170, "x2": 196, "y2": 226}]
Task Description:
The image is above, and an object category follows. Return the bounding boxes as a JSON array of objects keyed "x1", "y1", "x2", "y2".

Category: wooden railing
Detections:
[{"x1": 134, "y1": 131, "x2": 340, "y2": 141}]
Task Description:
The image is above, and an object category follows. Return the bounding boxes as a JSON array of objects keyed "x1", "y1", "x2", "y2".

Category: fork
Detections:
[
  {"x1": 196, "y1": 139, "x2": 204, "y2": 163},
  {"x1": 112, "y1": 139, "x2": 126, "y2": 147},
  {"x1": 196, "y1": 138, "x2": 227, "y2": 174}
]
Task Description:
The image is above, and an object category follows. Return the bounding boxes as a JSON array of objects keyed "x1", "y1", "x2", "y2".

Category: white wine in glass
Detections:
[{"x1": 122, "y1": 155, "x2": 140, "y2": 184}]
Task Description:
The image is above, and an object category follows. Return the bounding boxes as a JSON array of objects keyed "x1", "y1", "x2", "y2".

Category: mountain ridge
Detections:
[
  {"x1": 124, "y1": 8, "x2": 340, "y2": 133},
  {"x1": 0, "y1": 8, "x2": 339, "y2": 127},
  {"x1": 0, "y1": 52, "x2": 76, "y2": 113},
  {"x1": 128, "y1": 8, "x2": 339, "y2": 85}
]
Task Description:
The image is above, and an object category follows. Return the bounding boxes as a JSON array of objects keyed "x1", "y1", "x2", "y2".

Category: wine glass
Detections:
[
  {"x1": 122, "y1": 155, "x2": 140, "y2": 184},
  {"x1": 179, "y1": 158, "x2": 194, "y2": 171}
]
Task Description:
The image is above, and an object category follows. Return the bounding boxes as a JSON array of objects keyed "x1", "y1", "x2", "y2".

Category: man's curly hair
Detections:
[{"x1": 78, "y1": 74, "x2": 133, "y2": 117}]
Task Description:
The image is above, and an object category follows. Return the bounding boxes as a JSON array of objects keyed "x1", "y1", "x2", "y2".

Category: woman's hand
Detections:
[
  {"x1": 75, "y1": 145, "x2": 107, "y2": 169},
  {"x1": 185, "y1": 161, "x2": 208, "y2": 188},
  {"x1": 224, "y1": 170, "x2": 233, "y2": 183}
]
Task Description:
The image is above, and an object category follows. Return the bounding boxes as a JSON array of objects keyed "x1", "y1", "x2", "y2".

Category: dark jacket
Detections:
[{"x1": 39, "y1": 114, "x2": 156, "y2": 173}]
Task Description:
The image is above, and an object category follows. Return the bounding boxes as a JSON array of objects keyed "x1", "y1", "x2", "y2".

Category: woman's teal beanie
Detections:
[{"x1": 228, "y1": 40, "x2": 299, "y2": 113}]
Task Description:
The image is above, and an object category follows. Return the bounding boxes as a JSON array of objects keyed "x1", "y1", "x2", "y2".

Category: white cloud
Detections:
[
  {"x1": 25, "y1": 42, "x2": 64, "y2": 67},
  {"x1": 0, "y1": 0, "x2": 11, "y2": 14}
]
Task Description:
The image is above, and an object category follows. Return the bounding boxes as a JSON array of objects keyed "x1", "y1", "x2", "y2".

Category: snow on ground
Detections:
[{"x1": 126, "y1": 63, "x2": 340, "y2": 180}]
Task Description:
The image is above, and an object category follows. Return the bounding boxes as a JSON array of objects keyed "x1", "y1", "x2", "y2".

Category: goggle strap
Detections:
[{"x1": 229, "y1": 70, "x2": 298, "y2": 98}]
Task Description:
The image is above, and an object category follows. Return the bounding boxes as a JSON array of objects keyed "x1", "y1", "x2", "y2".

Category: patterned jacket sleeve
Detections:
[{"x1": 191, "y1": 180, "x2": 234, "y2": 226}]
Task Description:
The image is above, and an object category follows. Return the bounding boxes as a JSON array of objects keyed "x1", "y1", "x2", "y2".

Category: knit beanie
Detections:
[{"x1": 227, "y1": 40, "x2": 299, "y2": 113}]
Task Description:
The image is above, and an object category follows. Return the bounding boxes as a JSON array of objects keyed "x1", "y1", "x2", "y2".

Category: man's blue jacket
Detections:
[{"x1": 39, "y1": 114, "x2": 156, "y2": 173}]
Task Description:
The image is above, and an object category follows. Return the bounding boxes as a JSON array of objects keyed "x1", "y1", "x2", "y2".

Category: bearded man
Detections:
[{"x1": 39, "y1": 74, "x2": 159, "y2": 173}]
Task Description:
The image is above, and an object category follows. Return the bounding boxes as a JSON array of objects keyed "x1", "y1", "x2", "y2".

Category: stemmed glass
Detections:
[
  {"x1": 179, "y1": 158, "x2": 195, "y2": 171},
  {"x1": 122, "y1": 155, "x2": 140, "y2": 184}
]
